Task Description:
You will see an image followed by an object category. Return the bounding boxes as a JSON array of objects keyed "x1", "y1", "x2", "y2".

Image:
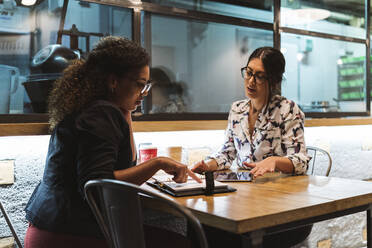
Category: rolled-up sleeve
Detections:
[
  {"x1": 75, "y1": 104, "x2": 128, "y2": 196},
  {"x1": 281, "y1": 104, "x2": 310, "y2": 175},
  {"x1": 208, "y1": 109, "x2": 237, "y2": 170}
]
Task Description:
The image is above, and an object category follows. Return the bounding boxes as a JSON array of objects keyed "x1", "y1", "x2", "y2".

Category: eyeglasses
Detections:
[
  {"x1": 140, "y1": 81, "x2": 153, "y2": 94},
  {"x1": 240, "y1": 67, "x2": 268, "y2": 85}
]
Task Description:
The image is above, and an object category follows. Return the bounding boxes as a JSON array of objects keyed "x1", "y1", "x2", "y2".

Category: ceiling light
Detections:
[
  {"x1": 282, "y1": 8, "x2": 331, "y2": 25},
  {"x1": 297, "y1": 52, "x2": 305, "y2": 62},
  {"x1": 21, "y1": 0, "x2": 37, "y2": 6},
  {"x1": 129, "y1": 0, "x2": 141, "y2": 5}
]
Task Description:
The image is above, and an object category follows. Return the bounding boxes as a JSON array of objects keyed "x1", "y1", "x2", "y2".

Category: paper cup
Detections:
[
  {"x1": 139, "y1": 146, "x2": 158, "y2": 163},
  {"x1": 165, "y1": 146, "x2": 182, "y2": 162}
]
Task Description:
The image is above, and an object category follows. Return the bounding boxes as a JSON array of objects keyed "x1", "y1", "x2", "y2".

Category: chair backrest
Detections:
[
  {"x1": 306, "y1": 146, "x2": 332, "y2": 176},
  {"x1": 84, "y1": 179, "x2": 208, "y2": 248}
]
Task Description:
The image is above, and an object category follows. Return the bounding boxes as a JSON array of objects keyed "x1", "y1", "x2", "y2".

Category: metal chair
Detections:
[
  {"x1": 289, "y1": 146, "x2": 333, "y2": 248},
  {"x1": 84, "y1": 179, "x2": 208, "y2": 248},
  {"x1": 306, "y1": 146, "x2": 333, "y2": 176},
  {"x1": 0, "y1": 200, "x2": 23, "y2": 248}
]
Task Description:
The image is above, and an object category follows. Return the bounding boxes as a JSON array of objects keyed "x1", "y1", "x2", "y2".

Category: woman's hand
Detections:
[
  {"x1": 191, "y1": 159, "x2": 218, "y2": 174},
  {"x1": 161, "y1": 157, "x2": 202, "y2": 183},
  {"x1": 243, "y1": 157, "x2": 276, "y2": 178}
]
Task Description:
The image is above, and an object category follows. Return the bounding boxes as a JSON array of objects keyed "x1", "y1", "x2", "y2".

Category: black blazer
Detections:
[{"x1": 25, "y1": 100, "x2": 134, "y2": 238}]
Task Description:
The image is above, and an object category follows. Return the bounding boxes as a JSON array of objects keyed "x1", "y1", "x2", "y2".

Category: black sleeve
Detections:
[
  {"x1": 75, "y1": 103, "x2": 129, "y2": 196},
  {"x1": 131, "y1": 155, "x2": 137, "y2": 166}
]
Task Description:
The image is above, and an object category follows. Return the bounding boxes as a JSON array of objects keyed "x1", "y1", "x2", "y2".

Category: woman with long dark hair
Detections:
[
  {"x1": 24, "y1": 36, "x2": 199, "y2": 248},
  {"x1": 193, "y1": 46, "x2": 309, "y2": 178},
  {"x1": 192, "y1": 47, "x2": 311, "y2": 247}
]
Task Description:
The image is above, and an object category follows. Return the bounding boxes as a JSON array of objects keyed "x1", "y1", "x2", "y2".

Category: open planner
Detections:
[{"x1": 147, "y1": 175, "x2": 236, "y2": 197}]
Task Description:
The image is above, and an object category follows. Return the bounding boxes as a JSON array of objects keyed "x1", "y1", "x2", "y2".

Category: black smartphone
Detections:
[{"x1": 213, "y1": 171, "x2": 253, "y2": 182}]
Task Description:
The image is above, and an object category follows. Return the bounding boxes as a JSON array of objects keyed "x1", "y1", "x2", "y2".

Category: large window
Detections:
[
  {"x1": 63, "y1": 1, "x2": 132, "y2": 52},
  {"x1": 0, "y1": 1, "x2": 132, "y2": 119},
  {"x1": 281, "y1": 0, "x2": 365, "y2": 39},
  {"x1": 146, "y1": 14, "x2": 273, "y2": 114},
  {"x1": 281, "y1": 34, "x2": 366, "y2": 113},
  {"x1": 143, "y1": 0, "x2": 274, "y2": 23},
  {"x1": 280, "y1": 0, "x2": 369, "y2": 117},
  {"x1": 0, "y1": 0, "x2": 371, "y2": 122}
]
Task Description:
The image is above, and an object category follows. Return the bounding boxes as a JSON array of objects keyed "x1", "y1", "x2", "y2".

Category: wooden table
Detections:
[{"x1": 145, "y1": 174, "x2": 372, "y2": 247}]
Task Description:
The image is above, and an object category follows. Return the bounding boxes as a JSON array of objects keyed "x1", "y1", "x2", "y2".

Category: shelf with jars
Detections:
[{"x1": 337, "y1": 56, "x2": 372, "y2": 101}]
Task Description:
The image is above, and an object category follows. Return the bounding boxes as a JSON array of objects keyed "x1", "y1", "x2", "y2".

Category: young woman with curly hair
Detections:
[{"x1": 24, "y1": 36, "x2": 199, "y2": 248}]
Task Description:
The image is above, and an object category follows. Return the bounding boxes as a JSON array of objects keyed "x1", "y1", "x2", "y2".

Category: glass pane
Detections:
[
  {"x1": 144, "y1": 14, "x2": 273, "y2": 114},
  {"x1": 281, "y1": 33, "x2": 366, "y2": 113},
  {"x1": 0, "y1": 1, "x2": 133, "y2": 115},
  {"x1": 281, "y1": 0, "x2": 365, "y2": 39},
  {"x1": 143, "y1": 0, "x2": 273, "y2": 23},
  {"x1": 0, "y1": 4, "x2": 42, "y2": 114},
  {"x1": 64, "y1": 1, "x2": 132, "y2": 52}
]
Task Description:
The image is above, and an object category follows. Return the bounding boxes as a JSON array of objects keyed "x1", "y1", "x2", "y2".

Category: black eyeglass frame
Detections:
[
  {"x1": 140, "y1": 80, "x2": 153, "y2": 94},
  {"x1": 240, "y1": 67, "x2": 268, "y2": 85}
]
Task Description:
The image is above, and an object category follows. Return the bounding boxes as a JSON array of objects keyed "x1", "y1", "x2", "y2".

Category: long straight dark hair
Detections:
[{"x1": 247, "y1": 47, "x2": 285, "y2": 112}]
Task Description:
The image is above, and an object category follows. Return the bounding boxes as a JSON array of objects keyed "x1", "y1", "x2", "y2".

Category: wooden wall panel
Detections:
[{"x1": 1, "y1": 118, "x2": 372, "y2": 136}]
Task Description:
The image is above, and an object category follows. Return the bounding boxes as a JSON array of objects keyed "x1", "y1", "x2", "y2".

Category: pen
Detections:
[{"x1": 151, "y1": 177, "x2": 164, "y2": 188}]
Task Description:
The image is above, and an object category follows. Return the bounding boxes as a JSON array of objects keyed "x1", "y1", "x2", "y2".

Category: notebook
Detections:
[{"x1": 147, "y1": 176, "x2": 236, "y2": 197}]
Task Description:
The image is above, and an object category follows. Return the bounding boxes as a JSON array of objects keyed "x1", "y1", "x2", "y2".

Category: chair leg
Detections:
[{"x1": 0, "y1": 201, "x2": 23, "y2": 248}]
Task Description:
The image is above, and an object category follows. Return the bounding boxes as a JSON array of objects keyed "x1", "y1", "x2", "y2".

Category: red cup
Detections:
[{"x1": 139, "y1": 146, "x2": 158, "y2": 163}]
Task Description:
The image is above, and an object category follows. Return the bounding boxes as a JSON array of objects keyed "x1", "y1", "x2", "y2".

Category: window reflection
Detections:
[
  {"x1": 63, "y1": 1, "x2": 132, "y2": 52},
  {"x1": 0, "y1": 1, "x2": 132, "y2": 114},
  {"x1": 281, "y1": 33, "x2": 366, "y2": 113},
  {"x1": 150, "y1": 67, "x2": 187, "y2": 113},
  {"x1": 143, "y1": 0, "x2": 273, "y2": 22},
  {"x1": 0, "y1": 0, "x2": 371, "y2": 118},
  {"x1": 147, "y1": 14, "x2": 273, "y2": 113},
  {"x1": 281, "y1": 0, "x2": 365, "y2": 39}
]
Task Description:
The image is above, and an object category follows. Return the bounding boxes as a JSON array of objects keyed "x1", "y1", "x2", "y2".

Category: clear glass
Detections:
[
  {"x1": 143, "y1": 0, "x2": 273, "y2": 23},
  {"x1": 145, "y1": 14, "x2": 273, "y2": 114},
  {"x1": 0, "y1": 1, "x2": 133, "y2": 115},
  {"x1": 281, "y1": 33, "x2": 366, "y2": 113},
  {"x1": 0, "y1": 3, "x2": 48, "y2": 114},
  {"x1": 64, "y1": 1, "x2": 132, "y2": 52},
  {"x1": 281, "y1": 0, "x2": 365, "y2": 39}
]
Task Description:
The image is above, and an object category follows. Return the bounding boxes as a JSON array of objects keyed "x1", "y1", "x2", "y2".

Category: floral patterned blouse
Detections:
[{"x1": 208, "y1": 95, "x2": 310, "y2": 175}]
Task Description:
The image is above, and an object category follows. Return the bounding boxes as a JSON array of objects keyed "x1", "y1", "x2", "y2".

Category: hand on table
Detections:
[
  {"x1": 191, "y1": 160, "x2": 209, "y2": 174},
  {"x1": 191, "y1": 159, "x2": 218, "y2": 174},
  {"x1": 243, "y1": 158, "x2": 275, "y2": 178},
  {"x1": 162, "y1": 157, "x2": 202, "y2": 183}
]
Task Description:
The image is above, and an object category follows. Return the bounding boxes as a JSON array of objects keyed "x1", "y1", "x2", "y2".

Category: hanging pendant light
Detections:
[{"x1": 21, "y1": 0, "x2": 37, "y2": 6}]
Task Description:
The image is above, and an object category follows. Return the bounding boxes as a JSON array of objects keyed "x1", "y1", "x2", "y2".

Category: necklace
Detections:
[
  {"x1": 250, "y1": 102, "x2": 261, "y2": 114},
  {"x1": 252, "y1": 106, "x2": 258, "y2": 114}
]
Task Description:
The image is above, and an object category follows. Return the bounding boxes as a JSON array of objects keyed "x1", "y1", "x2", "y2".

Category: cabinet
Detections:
[{"x1": 337, "y1": 56, "x2": 372, "y2": 101}]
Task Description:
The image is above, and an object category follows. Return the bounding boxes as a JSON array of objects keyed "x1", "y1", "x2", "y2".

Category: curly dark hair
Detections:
[{"x1": 48, "y1": 36, "x2": 150, "y2": 130}]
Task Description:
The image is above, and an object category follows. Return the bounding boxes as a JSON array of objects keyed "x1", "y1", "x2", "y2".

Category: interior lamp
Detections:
[
  {"x1": 129, "y1": 0, "x2": 141, "y2": 4},
  {"x1": 282, "y1": 8, "x2": 331, "y2": 25},
  {"x1": 21, "y1": 0, "x2": 37, "y2": 6}
]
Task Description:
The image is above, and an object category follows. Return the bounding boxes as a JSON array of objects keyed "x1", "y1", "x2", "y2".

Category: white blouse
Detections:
[{"x1": 208, "y1": 95, "x2": 310, "y2": 175}]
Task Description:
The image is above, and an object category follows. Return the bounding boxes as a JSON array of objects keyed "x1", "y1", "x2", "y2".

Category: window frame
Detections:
[{"x1": 0, "y1": 0, "x2": 370, "y2": 124}]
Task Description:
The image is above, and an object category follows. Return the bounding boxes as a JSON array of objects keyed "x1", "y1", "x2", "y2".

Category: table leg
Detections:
[
  {"x1": 368, "y1": 206, "x2": 372, "y2": 248},
  {"x1": 242, "y1": 230, "x2": 265, "y2": 248}
]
